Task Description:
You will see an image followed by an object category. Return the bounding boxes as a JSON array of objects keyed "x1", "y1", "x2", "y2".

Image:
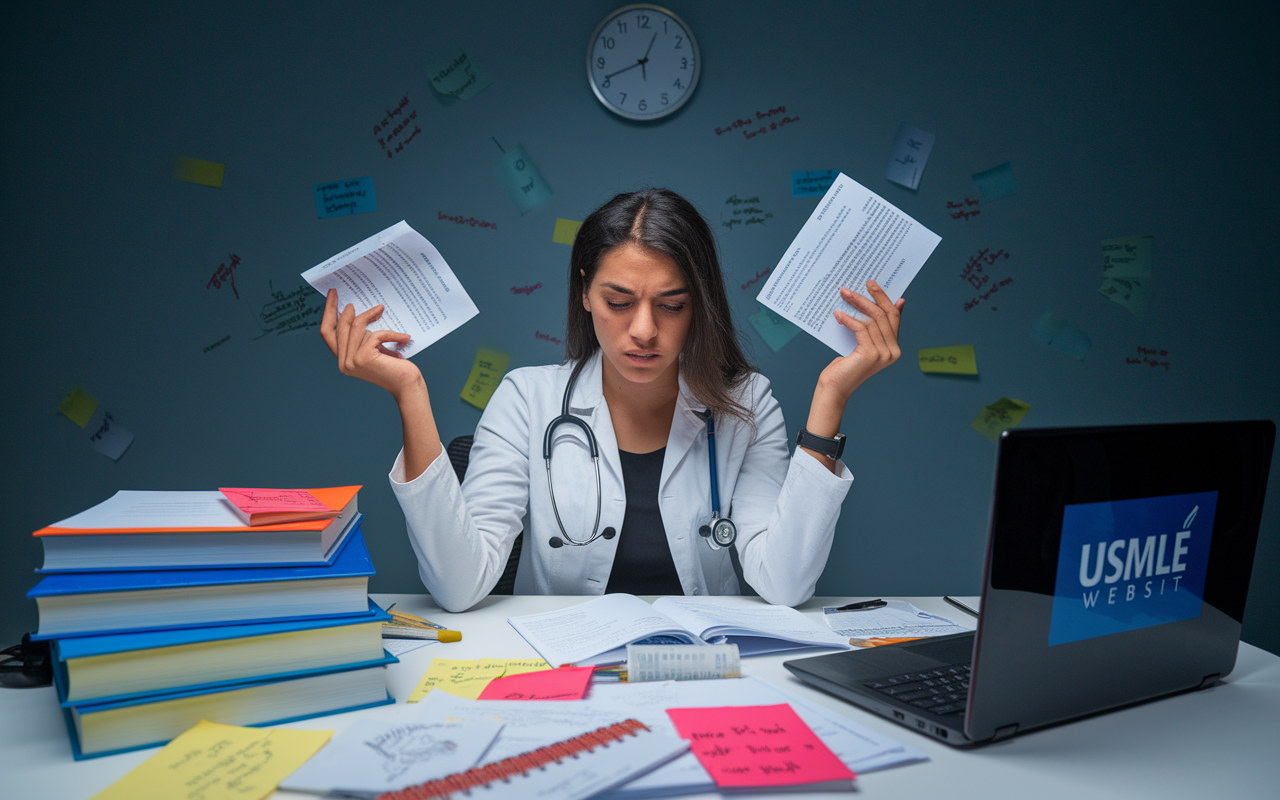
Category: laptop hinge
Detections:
[
  {"x1": 1197, "y1": 673, "x2": 1220, "y2": 690},
  {"x1": 991, "y1": 723, "x2": 1019, "y2": 743}
]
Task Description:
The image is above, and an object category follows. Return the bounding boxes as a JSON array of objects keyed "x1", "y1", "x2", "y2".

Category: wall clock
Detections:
[{"x1": 586, "y1": 4, "x2": 700, "y2": 121}]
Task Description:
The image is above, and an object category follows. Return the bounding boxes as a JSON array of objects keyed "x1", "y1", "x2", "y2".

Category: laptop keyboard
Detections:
[{"x1": 864, "y1": 664, "x2": 971, "y2": 716}]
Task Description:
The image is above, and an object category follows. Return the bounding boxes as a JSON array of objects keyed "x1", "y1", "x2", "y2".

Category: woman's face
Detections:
[{"x1": 582, "y1": 243, "x2": 692, "y2": 390}]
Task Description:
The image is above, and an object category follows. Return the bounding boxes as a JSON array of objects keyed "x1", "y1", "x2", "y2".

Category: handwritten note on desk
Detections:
[
  {"x1": 408, "y1": 658, "x2": 507, "y2": 702},
  {"x1": 478, "y1": 666, "x2": 592, "y2": 700},
  {"x1": 666, "y1": 704, "x2": 854, "y2": 789},
  {"x1": 90, "y1": 720, "x2": 330, "y2": 800}
]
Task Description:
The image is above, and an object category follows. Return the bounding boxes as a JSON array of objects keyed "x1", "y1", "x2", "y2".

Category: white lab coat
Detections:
[{"x1": 389, "y1": 352, "x2": 853, "y2": 612}]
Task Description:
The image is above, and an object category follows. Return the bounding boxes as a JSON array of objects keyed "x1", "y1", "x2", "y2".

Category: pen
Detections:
[
  {"x1": 833, "y1": 599, "x2": 887, "y2": 612},
  {"x1": 943, "y1": 596, "x2": 980, "y2": 618}
]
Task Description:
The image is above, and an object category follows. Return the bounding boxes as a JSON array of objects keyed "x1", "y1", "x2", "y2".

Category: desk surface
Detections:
[{"x1": 6, "y1": 595, "x2": 1279, "y2": 800}]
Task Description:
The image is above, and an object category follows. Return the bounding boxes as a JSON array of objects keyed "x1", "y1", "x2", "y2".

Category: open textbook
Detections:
[
  {"x1": 757, "y1": 172, "x2": 941, "y2": 356},
  {"x1": 508, "y1": 594, "x2": 849, "y2": 666},
  {"x1": 301, "y1": 220, "x2": 478, "y2": 359}
]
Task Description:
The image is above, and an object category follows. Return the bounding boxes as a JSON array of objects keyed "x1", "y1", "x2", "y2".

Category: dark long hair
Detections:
[{"x1": 566, "y1": 188, "x2": 755, "y2": 423}]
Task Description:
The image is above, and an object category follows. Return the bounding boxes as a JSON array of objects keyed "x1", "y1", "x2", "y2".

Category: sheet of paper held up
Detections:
[
  {"x1": 823, "y1": 600, "x2": 968, "y2": 645},
  {"x1": 756, "y1": 173, "x2": 941, "y2": 356},
  {"x1": 302, "y1": 220, "x2": 479, "y2": 358}
]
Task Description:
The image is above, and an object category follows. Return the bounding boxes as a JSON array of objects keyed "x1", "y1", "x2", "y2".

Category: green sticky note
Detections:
[
  {"x1": 971, "y1": 397, "x2": 1031, "y2": 442},
  {"x1": 461, "y1": 348, "x2": 512, "y2": 410},
  {"x1": 59, "y1": 388, "x2": 99, "y2": 428},
  {"x1": 748, "y1": 303, "x2": 801, "y2": 353},
  {"x1": 1098, "y1": 276, "x2": 1153, "y2": 319},
  {"x1": 553, "y1": 218, "x2": 582, "y2": 245},
  {"x1": 918, "y1": 345, "x2": 977, "y2": 375},
  {"x1": 173, "y1": 157, "x2": 225, "y2": 187},
  {"x1": 1101, "y1": 235, "x2": 1153, "y2": 278},
  {"x1": 492, "y1": 144, "x2": 552, "y2": 214},
  {"x1": 426, "y1": 45, "x2": 493, "y2": 100}
]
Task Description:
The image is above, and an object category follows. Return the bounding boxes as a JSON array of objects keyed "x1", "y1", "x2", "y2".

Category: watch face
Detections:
[{"x1": 586, "y1": 4, "x2": 700, "y2": 121}]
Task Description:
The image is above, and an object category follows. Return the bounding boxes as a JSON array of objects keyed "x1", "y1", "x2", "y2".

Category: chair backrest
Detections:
[{"x1": 445, "y1": 435, "x2": 522, "y2": 595}]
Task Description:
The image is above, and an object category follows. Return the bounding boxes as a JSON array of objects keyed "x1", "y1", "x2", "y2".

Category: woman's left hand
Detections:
[{"x1": 817, "y1": 280, "x2": 905, "y2": 402}]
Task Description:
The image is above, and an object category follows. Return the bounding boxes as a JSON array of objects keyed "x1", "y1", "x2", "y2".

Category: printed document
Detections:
[
  {"x1": 302, "y1": 220, "x2": 478, "y2": 358},
  {"x1": 757, "y1": 173, "x2": 940, "y2": 356},
  {"x1": 823, "y1": 599, "x2": 969, "y2": 642}
]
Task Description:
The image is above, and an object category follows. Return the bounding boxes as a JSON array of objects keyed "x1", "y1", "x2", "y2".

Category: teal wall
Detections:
[{"x1": 5, "y1": 1, "x2": 1277, "y2": 654}]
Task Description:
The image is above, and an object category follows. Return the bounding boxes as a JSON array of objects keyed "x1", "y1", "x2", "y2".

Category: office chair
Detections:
[{"x1": 446, "y1": 435, "x2": 522, "y2": 595}]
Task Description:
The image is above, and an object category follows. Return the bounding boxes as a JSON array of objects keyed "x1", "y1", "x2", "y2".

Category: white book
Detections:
[{"x1": 507, "y1": 594, "x2": 850, "y2": 666}]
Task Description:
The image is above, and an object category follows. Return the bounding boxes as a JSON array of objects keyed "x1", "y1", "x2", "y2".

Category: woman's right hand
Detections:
[{"x1": 319, "y1": 289, "x2": 423, "y2": 401}]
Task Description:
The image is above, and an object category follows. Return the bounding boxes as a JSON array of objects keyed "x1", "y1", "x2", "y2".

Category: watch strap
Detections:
[{"x1": 796, "y1": 428, "x2": 846, "y2": 460}]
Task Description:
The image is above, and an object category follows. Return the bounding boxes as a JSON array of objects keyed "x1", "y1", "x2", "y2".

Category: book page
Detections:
[
  {"x1": 302, "y1": 220, "x2": 479, "y2": 358},
  {"x1": 652, "y1": 596, "x2": 849, "y2": 650},
  {"x1": 757, "y1": 173, "x2": 940, "y2": 356},
  {"x1": 52, "y1": 490, "x2": 244, "y2": 529},
  {"x1": 507, "y1": 594, "x2": 698, "y2": 666}
]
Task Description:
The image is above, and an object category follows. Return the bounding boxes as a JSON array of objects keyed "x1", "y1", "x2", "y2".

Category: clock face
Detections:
[{"x1": 586, "y1": 5, "x2": 700, "y2": 121}]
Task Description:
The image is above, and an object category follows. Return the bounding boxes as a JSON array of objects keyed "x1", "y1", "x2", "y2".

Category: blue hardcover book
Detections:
[{"x1": 29, "y1": 528, "x2": 376, "y2": 640}]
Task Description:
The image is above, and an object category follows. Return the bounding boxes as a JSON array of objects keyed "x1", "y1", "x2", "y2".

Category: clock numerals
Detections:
[
  {"x1": 638, "y1": 99, "x2": 647, "y2": 111},
  {"x1": 619, "y1": 92, "x2": 627, "y2": 105},
  {"x1": 661, "y1": 92, "x2": 669, "y2": 105},
  {"x1": 673, "y1": 78, "x2": 683, "y2": 89},
  {"x1": 616, "y1": 20, "x2": 627, "y2": 34},
  {"x1": 675, "y1": 35, "x2": 683, "y2": 49},
  {"x1": 636, "y1": 14, "x2": 650, "y2": 28},
  {"x1": 600, "y1": 36, "x2": 615, "y2": 49}
]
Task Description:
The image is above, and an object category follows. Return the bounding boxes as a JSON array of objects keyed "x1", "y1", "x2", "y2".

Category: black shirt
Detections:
[{"x1": 605, "y1": 447, "x2": 685, "y2": 595}]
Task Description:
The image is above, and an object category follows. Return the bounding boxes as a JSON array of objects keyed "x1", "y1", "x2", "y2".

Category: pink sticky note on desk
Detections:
[
  {"x1": 218, "y1": 488, "x2": 340, "y2": 525},
  {"x1": 477, "y1": 666, "x2": 593, "y2": 701},
  {"x1": 666, "y1": 704, "x2": 854, "y2": 789}
]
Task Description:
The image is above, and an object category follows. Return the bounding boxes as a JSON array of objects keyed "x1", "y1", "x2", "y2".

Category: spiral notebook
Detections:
[{"x1": 369, "y1": 719, "x2": 688, "y2": 800}]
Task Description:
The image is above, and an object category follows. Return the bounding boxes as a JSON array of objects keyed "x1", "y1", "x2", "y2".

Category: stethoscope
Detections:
[{"x1": 543, "y1": 358, "x2": 737, "y2": 551}]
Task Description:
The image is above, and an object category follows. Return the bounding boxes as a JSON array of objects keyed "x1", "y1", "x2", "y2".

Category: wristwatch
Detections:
[{"x1": 796, "y1": 428, "x2": 846, "y2": 461}]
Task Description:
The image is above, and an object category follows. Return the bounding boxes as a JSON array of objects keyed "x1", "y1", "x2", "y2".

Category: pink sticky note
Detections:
[
  {"x1": 666, "y1": 704, "x2": 854, "y2": 789},
  {"x1": 477, "y1": 666, "x2": 594, "y2": 701},
  {"x1": 218, "y1": 488, "x2": 340, "y2": 526}
]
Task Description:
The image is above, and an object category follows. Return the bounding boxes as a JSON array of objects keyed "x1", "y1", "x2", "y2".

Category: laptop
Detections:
[{"x1": 785, "y1": 420, "x2": 1275, "y2": 745}]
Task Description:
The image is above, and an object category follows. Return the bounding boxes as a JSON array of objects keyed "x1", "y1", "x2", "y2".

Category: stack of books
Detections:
[{"x1": 26, "y1": 486, "x2": 397, "y2": 759}]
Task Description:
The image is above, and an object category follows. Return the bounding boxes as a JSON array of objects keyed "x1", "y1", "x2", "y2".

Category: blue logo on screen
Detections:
[{"x1": 1048, "y1": 491, "x2": 1217, "y2": 647}]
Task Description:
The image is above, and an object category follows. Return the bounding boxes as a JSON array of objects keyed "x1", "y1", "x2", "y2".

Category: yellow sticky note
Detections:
[
  {"x1": 918, "y1": 345, "x2": 977, "y2": 375},
  {"x1": 90, "y1": 720, "x2": 330, "y2": 800},
  {"x1": 553, "y1": 218, "x2": 583, "y2": 245},
  {"x1": 408, "y1": 658, "x2": 507, "y2": 702},
  {"x1": 971, "y1": 397, "x2": 1031, "y2": 442},
  {"x1": 480, "y1": 658, "x2": 553, "y2": 676},
  {"x1": 460, "y1": 348, "x2": 512, "y2": 410},
  {"x1": 59, "y1": 388, "x2": 99, "y2": 428},
  {"x1": 174, "y1": 156, "x2": 226, "y2": 187}
]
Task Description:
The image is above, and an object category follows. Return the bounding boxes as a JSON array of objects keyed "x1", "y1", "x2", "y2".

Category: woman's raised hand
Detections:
[
  {"x1": 319, "y1": 289, "x2": 423, "y2": 400},
  {"x1": 819, "y1": 280, "x2": 905, "y2": 401}
]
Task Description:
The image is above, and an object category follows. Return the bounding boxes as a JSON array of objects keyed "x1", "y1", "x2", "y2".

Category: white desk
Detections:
[{"x1": 6, "y1": 595, "x2": 1279, "y2": 800}]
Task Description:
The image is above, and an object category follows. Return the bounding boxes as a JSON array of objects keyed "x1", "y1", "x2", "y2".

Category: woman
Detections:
[{"x1": 321, "y1": 188, "x2": 904, "y2": 612}]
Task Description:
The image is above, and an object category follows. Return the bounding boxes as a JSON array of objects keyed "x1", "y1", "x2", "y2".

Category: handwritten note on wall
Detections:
[
  {"x1": 946, "y1": 197, "x2": 981, "y2": 221},
  {"x1": 1099, "y1": 235, "x2": 1154, "y2": 318},
  {"x1": 85, "y1": 407, "x2": 134, "y2": 460},
  {"x1": 884, "y1": 124, "x2": 936, "y2": 190},
  {"x1": 426, "y1": 45, "x2": 493, "y2": 100},
  {"x1": 90, "y1": 720, "x2": 331, "y2": 800},
  {"x1": 315, "y1": 177, "x2": 377, "y2": 218},
  {"x1": 960, "y1": 248, "x2": 1013, "y2": 312},
  {"x1": 918, "y1": 345, "x2": 977, "y2": 375},
  {"x1": 791, "y1": 170, "x2": 838, "y2": 197},
  {"x1": 492, "y1": 144, "x2": 552, "y2": 214},
  {"x1": 719, "y1": 194, "x2": 773, "y2": 231},
  {"x1": 972, "y1": 161, "x2": 1019, "y2": 201},
  {"x1": 439, "y1": 211, "x2": 497, "y2": 230},
  {"x1": 173, "y1": 157, "x2": 225, "y2": 187},
  {"x1": 374, "y1": 94, "x2": 421, "y2": 158},
  {"x1": 461, "y1": 348, "x2": 512, "y2": 410},
  {"x1": 254, "y1": 282, "x2": 326, "y2": 338},
  {"x1": 971, "y1": 397, "x2": 1031, "y2": 442},
  {"x1": 1128, "y1": 345, "x2": 1171, "y2": 371},
  {"x1": 715, "y1": 106, "x2": 799, "y2": 140},
  {"x1": 206, "y1": 253, "x2": 242, "y2": 300},
  {"x1": 666, "y1": 704, "x2": 854, "y2": 789}
]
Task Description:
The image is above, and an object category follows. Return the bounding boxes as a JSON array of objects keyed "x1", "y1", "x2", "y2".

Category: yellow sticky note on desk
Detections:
[
  {"x1": 971, "y1": 397, "x2": 1031, "y2": 442},
  {"x1": 918, "y1": 345, "x2": 977, "y2": 375},
  {"x1": 408, "y1": 658, "x2": 507, "y2": 702},
  {"x1": 480, "y1": 658, "x2": 553, "y2": 676},
  {"x1": 553, "y1": 218, "x2": 583, "y2": 245},
  {"x1": 90, "y1": 720, "x2": 330, "y2": 800},
  {"x1": 59, "y1": 388, "x2": 99, "y2": 428},
  {"x1": 173, "y1": 156, "x2": 226, "y2": 187},
  {"x1": 460, "y1": 348, "x2": 511, "y2": 410}
]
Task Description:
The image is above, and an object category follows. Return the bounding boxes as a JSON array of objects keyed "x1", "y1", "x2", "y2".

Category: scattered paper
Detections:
[
  {"x1": 478, "y1": 666, "x2": 593, "y2": 700},
  {"x1": 89, "y1": 720, "x2": 330, "y2": 800},
  {"x1": 301, "y1": 220, "x2": 479, "y2": 359},
  {"x1": 280, "y1": 719, "x2": 502, "y2": 795},
  {"x1": 791, "y1": 170, "x2": 839, "y2": 198},
  {"x1": 85, "y1": 407, "x2": 133, "y2": 461},
  {"x1": 918, "y1": 345, "x2": 977, "y2": 375},
  {"x1": 971, "y1": 397, "x2": 1031, "y2": 442},
  {"x1": 173, "y1": 157, "x2": 225, "y2": 187},
  {"x1": 460, "y1": 347, "x2": 511, "y2": 409},
  {"x1": 1031, "y1": 309, "x2": 1092, "y2": 360},
  {"x1": 426, "y1": 45, "x2": 493, "y2": 100},
  {"x1": 315, "y1": 176, "x2": 377, "y2": 218},
  {"x1": 748, "y1": 302, "x2": 801, "y2": 353},
  {"x1": 384, "y1": 638, "x2": 435, "y2": 657},
  {"x1": 823, "y1": 600, "x2": 967, "y2": 646},
  {"x1": 59, "y1": 388, "x2": 98, "y2": 428},
  {"x1": 757, "y1": 172, "x2": 941, "y2": 356},
  {"x1": 492, "y1": 143, "x2": 552, "y2": 214},
  {"x1": 884, "y1": 124, "x2": 936, "y2": 190},
  {"x1": 971, "y1": 161, "x2": 1019, "y2": 201},
  {"x1": 667, "y1": 704, "x2": 854, "y2": 789},
  {"x1": 408, "y1": 658, "x2": 507, "y2": 702},
  {"x1": 1099, "y1": 235, "x2": 1154, "y2": 318},
  {"x1": 553, "y1": 218, "x2": 582, "y2": 245}
]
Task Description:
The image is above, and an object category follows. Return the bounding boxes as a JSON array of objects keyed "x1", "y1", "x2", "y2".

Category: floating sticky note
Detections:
[
  {"x1": 478, "y1": 666, "x2": 593, "y2": 701},
  {"x1": 89, "y1": 720, "x2": 331, "y2": 800},
  {"x1": 791, "y1": 170, "x2": 838, "y2": 197},
  {"x1": 971, "y1": 397, "x2": 1031, "y2": 442},
  {"x1": 314, "y1": 176, "x2": 377, "y2": 218},
  {"x1": 884, "y1": 124, "x2": 936, "y2": 190},
  {"x1": 173, "y1": 157, "x2": 225, "y2": 187},
  {"x1": 1098, "y1": 276, "x2": 1153, "y2": 319},
  {"x1": 918, "y1": 345, "x2": 977, "y2": 375},
  {"x1": 1031, "y1": 309, "x2": 1091, "y2": 360},
  {"x1": 426, "y1": 45, "x2": 494, "y2": 100},
  {"x1": 461, "y1": 348, "x2": 512, "y2": 410},
  {"x1": 748, "y1": 303, "x2": 801, "y2": 353},
  {"x1": 553, "y1": 218, "x2": 583, "y2": 245},
  {"x1": 972, "y1": 161, "x2": 1019, "y2": 201},
  {"x1": 666, "y1": 704, "x2": 854, "y2": 789},
  {"x1": 478, "y1": 658, "x2": 553, "y2": 676},
  {"x1": 492, "y1": 144, "x2": 552, "y2": 214},
  {"x1": 1101, "y1": 235, "x2": 1153, "y2": 279},
  {"x1": 408, "y1": 658, "x2": 506, "y2": 702},
  {"x1": 59, "y1": 388, "x2": 99, "y2": 428},
  {"x1": 85, "y1": 407, "x2": 134, "y2": 461}
]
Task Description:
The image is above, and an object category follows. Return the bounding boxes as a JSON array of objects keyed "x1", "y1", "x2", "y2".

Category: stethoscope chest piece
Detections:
[{"x1": 699, "y1": 517, "x2": 737, "y2": 550}]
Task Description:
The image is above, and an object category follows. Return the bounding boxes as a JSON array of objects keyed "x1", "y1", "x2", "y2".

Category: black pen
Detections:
[{"x1": 833, "y1": 599, "x2": 887, "y2": 612}]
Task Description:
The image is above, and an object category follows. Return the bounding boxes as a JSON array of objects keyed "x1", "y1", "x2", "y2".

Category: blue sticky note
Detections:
[
  {"x1": 791, "y1": 170, "x2": 838, "y2": 198},
  {"x1": 1031, "y1": 309, "x2": 1091, "y2": 361},
  {"x1": 314, "y1": 177, "x2": 377, "y2": 219},
  {"x1": 749, "y1": 303, "x2": 801, "y2": 353},
  {"x1": 492, "y1": 144, "x2": 552, "y2": 214},
  {"x1": 972, "y1": 162, "x2": 1019, "y2": 201}
]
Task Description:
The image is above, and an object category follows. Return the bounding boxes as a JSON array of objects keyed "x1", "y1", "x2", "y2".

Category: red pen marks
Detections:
[
  {"x1": 439, "y1": 211, "x2": 497, "y2": 230},
  {"x1": 1127, "y1": 346, "x2": 1171, "y2": 371},
  {"x1": 960, "y1": 248, "x2": 1013, "y2": 312},
  {"x1": 374, "y1": 94, "x2": 422, "y2": 158},
  {"x1": 206, "y1": 253, "x2": 242, "y2": 299},
  {"x1": 511, "y1": 283, "x2": 542, "y2": 295},
  {"x1": 946, "y1": 197, "x2": 981, "y2": 221},
  {"x1": 536, "y1": 330, "x2": 563, "y2": 345},
  {"x1": 741, "y1": 268, "x2": 771, "y2": 290},
  {"x1": 716, "y1": 106, "x2": 800, "y2": 139}
]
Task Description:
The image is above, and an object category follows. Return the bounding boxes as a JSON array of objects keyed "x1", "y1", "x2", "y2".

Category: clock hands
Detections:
[
  {"x1": 604, "y1": 62, "x2": 643, "y2": 80},
  {"x1": 605, "y1": 33, "x2": 660, "y2": 82}
]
